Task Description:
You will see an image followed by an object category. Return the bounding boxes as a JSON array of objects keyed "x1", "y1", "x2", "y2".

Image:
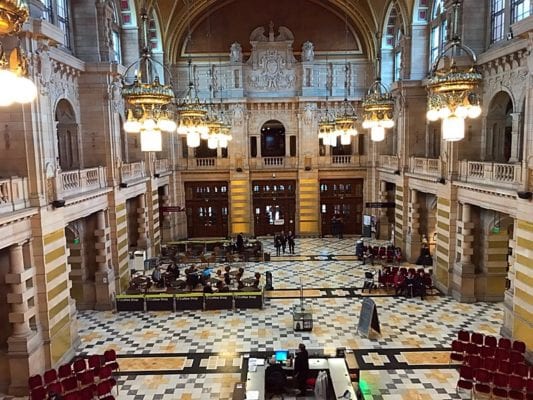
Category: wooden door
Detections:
[
  {"x1": 252, "y1": 180, "x2": 296, "y2": 236},
  {"x1": 320, "y1": 179, "x2": 363, "y2": 236},
  {"x1": 185, "y1": 182, "x2": 229, "y2": 238}
]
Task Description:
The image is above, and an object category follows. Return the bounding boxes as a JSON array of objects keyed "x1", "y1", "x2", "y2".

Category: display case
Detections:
[{"x1": 292, "y1": 304, "x2": 313, "y2": 331}]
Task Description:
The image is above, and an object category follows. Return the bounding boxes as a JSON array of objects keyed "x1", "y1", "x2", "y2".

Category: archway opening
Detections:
[{"x1": 260, "y1": 120, "x2": 285, "y2": 157}]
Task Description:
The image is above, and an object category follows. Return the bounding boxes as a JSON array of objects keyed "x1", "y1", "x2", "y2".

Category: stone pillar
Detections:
[
  {"x1": 378, "y1": 181, "x2": 390, "y2": 240},
  {"x1": 161, "y1": 185, "x2": 171, "y2": 242},
  {"x1": 136, "y1": 194, "x2": 150, "y2": 255},
  {"x1": 451, "y1": 203, "x2": 476, "y2": 302},
  {"x1": 509, "y1": 112, "x2": 522, "y2": 163},
  {"x1": 94, "y1": 210, "x2": 115, "y2": 310},
  {"x1": 501, "y1": 223, "x2": 516, "y2": 339},
  {"x1": 7, "y1": 242, "x2": 43, "y2": 396},
  {"x1": 405, "y1": 189, "x2": 421, "y2": 262}
]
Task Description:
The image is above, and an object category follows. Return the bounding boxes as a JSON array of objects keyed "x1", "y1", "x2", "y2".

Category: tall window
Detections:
[
  {"x1": 491, "y1": 0, "x2": 505, "y2": 43},
  {"x1": 111, "y1": 3, "x2": 122, "y2": 63},
  {"x1": 393, "y1": 30, "x2": 403, "y2": 82},
  {"x1": 429, "y1": 0, "x2": 447, "y2": 65},
  {"x1": 57, "y1": 0, "x2": 71, "y2": 49},
  {"x1": 41, "y1": 0, "x2": 53, "y2": 22},
  {"x1": 511, "y1": 0, "x2": 530, "y2": 23}
]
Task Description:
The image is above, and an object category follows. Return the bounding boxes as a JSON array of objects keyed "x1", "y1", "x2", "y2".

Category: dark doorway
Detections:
[
  {"x1": 261, "y1": 120, "x2": 285, "y2": 157},
  {"x1": 252, "y1": 180, "x2": 296, "y2": 236},
  {"x1": 320, "y1": 179, "x2": 364, "y2": 236},
  {"x1": 185, "y1": 182, "x2": 229, "y2": 238}
]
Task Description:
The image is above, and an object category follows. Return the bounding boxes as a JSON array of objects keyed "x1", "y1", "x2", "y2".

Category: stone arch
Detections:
[
  {"x1": 55, "y1": 99, "x2": 81, "y2": 171},
  {"x1": 260, "y1": 119, "x2": 286, "y2": 157},
  {"x1": 486, "y1": 91, "x2": 518, "y2": 162}
]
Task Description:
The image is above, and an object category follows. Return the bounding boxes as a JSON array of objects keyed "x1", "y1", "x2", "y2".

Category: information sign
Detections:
[{"x1": 357, "y1": 298, "x2": 381, "y2": 337}]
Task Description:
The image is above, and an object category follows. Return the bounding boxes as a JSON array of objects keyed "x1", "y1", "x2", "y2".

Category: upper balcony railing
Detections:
[
  {"x1": 379, "y1": 155, "x2": 400, "y2": 171},
  {"x1": 318, "y1": 155, "x2": 367, "y2": 168},
  {"x1": 0, "y1": 176, "x2": 30, "y2": 214},
  {"x1": 56, "y1": 167, "x2": 107, "y2": 199},
  {"x1": 249, "y1": 156, "x2": 298, "y2": 169},
  {"x1": 409, "y1": 157, "x2": 442, "y2": 177},
  {"x1": 154, "y1": 158, "x2": 171, "y2": 175},
  {"x1": 458, "y1": 161, "x2": 522, "y2": 189},
  {"x1": 120, "y1": 161, "x2": 146, "y2": 183}
]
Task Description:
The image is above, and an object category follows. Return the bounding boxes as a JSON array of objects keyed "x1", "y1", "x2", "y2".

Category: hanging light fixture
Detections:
[
  {"x1": 318, "y1": 100, "x2": 337, "y2": 147},
  {"x1": 122, "y1": 9, "x2": 176, "y2": 152},
  {"x1": 176, "y1": 68, "x2": 208, "y2": 148},
  {"x1": 362, "y1": 52, "x2": 394, "y2": 142},
  {"x1": 333, "y1": 97, "x2": 358, "y2": 145},
  {"x1": 0, "y1": 0, "x2": 37, "y2": 106},
  {"x1": 426, "y1": 0, "x2": 481, "y2": 142}
]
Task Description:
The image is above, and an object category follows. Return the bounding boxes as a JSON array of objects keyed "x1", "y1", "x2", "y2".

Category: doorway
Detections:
[
  {"x1": 320, "y1": 179, "x2": 364, "y2": 236},
  {"x1": 185, "y1": 181, "x2": 229, "y2": 238},
  {"x1": 252, "y1": 180, "x2": 296, "y2": 236}
]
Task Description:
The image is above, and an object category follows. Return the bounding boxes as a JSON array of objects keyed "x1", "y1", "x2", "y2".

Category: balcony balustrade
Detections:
[
  {"x1": 458, "y1": 161, "x2": 522, "y2": 189},
  {"x1": 56, "y1": 167, "x2": 107, "y2": 199},
  {"x1": 0, "y1": 176, "x2": 30, "y2": 214},
  {"x1": 379, "y1": 155, "x2": 400, "y2": 171},
  {"x1": 409, "y1": 157, "x2": 442, "y2": 177},
  {"x1": 154, "y1": 158, "x2": 171, "y2": 175},
  {"x1": 318, "y1": 155, "x2": 367, "y2": 168},
  {"x1": 120, "y1": 161, "x2": 146, "y2": 183}
]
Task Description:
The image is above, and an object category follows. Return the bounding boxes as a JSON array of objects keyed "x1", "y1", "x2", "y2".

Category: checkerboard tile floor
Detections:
[{"x1": 6, "y1": 238, "x2": 505, "y2": 400}]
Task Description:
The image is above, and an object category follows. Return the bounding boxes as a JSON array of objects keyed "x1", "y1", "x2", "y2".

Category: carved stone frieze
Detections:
[{"x1": 247, "y1": 49, "x2": 295, "y2": 90}]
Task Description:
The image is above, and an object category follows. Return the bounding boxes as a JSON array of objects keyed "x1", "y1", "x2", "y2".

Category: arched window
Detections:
[
  {"x1": 56, "y1": 99, "x2": 80, "y2": 171},
  {"x1": 394, "y1": 29, "x2": 403, "y2": 82},
  {"x1": 260, "y1": 120, "x2": 285, "y2": 157},
  {"x1": 381, "y1": 4, "x2": 403, "y2": 86},
  {"x1": 429, "y1": 0, "x2": 447, "y2": 65},
  {"x1": 111, "y1": 2, "x2": 122, "y2": 63}
]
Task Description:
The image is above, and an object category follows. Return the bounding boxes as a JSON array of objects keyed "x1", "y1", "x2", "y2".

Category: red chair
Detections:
[
  {"x1": 526, "y1": 378, "x2": 533, "y2": 399},
  {"x1": 96, "y1": 380, "x2": 115, "y2": 400},
  {"x1": 63, "y1": 392, "x2": 81, "y2": 400},
  {"x1": 471, "y1": 332, "x2": 484, "y2": 346},
  {"x1": 482, "y1": 357, "x2": 498, "y2": 373},
  {"x1": 103, "y1": 349, "x2": 119, "y2": 372},
  {"x1": 99, "y1": 365, "x2": 117, "y2": 394},
  {"x1": 88, "y1": 354, "x2": 101, "y2": 374},
  {"x1": 58, "y1": 363, "x2": 73, "y2": 379},
  {"x1": 492, "y1": 372, "x2": 509, "y2": 399},
  {"x1": 498, "y1": 337, "x2": 512, "y2": 349},
  {"x1": 457, "y1": 365, "x2": 474, "y2": 396},
  {"x1": 28, "y1": 374, "x2": 43, "y2": 390},
  {"x1": 514, "y1": 363, "x2": 530, "y2": 378},
  {"x1": 465, "y1": 354, "x2": 482, "y2": 369},
  {"x1": 61, "y1": 375, "x2": 79, "y2": 393},
  {"x1": 510, "y1": 350, "x2": 525, "y2": 364},
  {"x1": 465, "y1": 343, "x2": 480, "y2": 356},
  {"x1": 79, "y1": 386, "x2": 95, "y2": 400},
  {"x1": 30, "y1": 386, "x2": 47, "y2": 400},
  {"x1": 508, "y1": 375, "x2": 525, "y2": 400},
  {"x1": 512, "y1": 340, "x2": 526, "y2": 354},
  {"x1": 484, "y1": 335, "x2": 497, "y2": 348},
  {"x1": 458, "y1": 330, "x2": 471, "y2": 343},
  {"x1": 480, "y1": 346, "x2": 496, "y2": 359},
  {"x1": 78, "y1": 369, "x2": 96, "y2": 393},
  {"x1": 474, "y1": 369, "x2": 493, "y2": 399},
  {"x1": 43, "y1": 369, "x2": 58, "y2": 385},
  {"x1": 73, "y1": 358, "x2": 87, "y2": 375},
  {"x1": 46, "y1": 381, "x2": 62, "y2": 396},
  {"x1": 499, "y1": 360, "x2": 514, "y2": 375},
  {"x1": 450, "y1": 340, "x2": 464, "y2": 363},
  {"x1": 495, "y1": 347, "x2": 510, "y2": 361}
]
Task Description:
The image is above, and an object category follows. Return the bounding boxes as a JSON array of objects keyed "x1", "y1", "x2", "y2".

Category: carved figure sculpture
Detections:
[
  {"x1": 230, "y1": 42, "x2": 243, "y2": 63},
  {"x1": 302, "y1": 41, "x2": 314, "y2": 62}
]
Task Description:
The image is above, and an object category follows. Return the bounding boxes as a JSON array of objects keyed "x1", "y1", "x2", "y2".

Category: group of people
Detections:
[
  {"x1": 330, "y1": 214, "x2": 345, "y2": 238},
  {"x1": 265, "y1": 343, "x2": 310, "y2": 397},
  {"x1": 274, "y1": 230, "x2": 296, "y2": 256},
  {"x1": 356, "y1": 240, "x2": 402, "y2": 266}
]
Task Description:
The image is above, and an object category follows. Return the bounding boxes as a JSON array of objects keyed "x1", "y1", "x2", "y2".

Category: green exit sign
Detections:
[{"x1": 73, "y1": 238, "x2": 80, "y2": 244}]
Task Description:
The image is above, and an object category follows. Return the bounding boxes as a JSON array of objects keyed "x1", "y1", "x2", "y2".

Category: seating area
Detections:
[
  {"x1": 28, "y1": 350, "x2": 119, "y2": 400},
  {"x1": 452, "y1": 330, "x2": 532, "y2": 399},
  {"x1": 362, "y1": 264, "x2": 433, "y2": 298}
]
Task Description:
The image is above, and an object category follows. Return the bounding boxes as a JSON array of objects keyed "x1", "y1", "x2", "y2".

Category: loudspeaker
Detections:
[
  {"x1": 52, "y1": 199, "x2": 66, "y2": 208},
  {"x1": 154, "y1": 173, "x2": 160, "y2": 178},
  {"x1": 119, "y1": 182, "x2": 128, "y2": 188},
  {"x1": 394, "y1": 170, "x2": 401, "y2": 175},
  {"x1": 437, "y1": 177, "x2": 446, "y2": 184},
  {"x1": 305, "y1": 166, "x2": 311, "y2": 171},
  {"x1": 507, "y1": 31, "x2": 514, "y2": 40},
  {"x1": 235, "y1": 167, "x2": 243, "y2": 172},
  {"x1": 517, "y1": 191, "x2": 532, "y2": 200}
]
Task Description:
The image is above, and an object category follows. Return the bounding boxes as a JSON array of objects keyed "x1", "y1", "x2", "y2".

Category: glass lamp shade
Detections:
[
  {"x1": 467, "y1": 105, "x2": 482, "y2": 119},
  {"x1": 157, "y1": 118, "x2": 177, "y2": 132},
  {"x1": 143, "y1": 118, "x2": 156, "y2": 130},
  {"x1": 340, "y1": 133, "x2": 351, "y2": 145},
  {"x1": 218, "y1": 136, "x2": 229, "y2": 148},
  {"x1": 426, "y1": 109, "x2": 440, "y2": 122},
  {"x1": 442, "y1": 114, "x2": 465, "y2": 141},
  {"x1": 370, "y1": 126, "x2": 385, "y2": 142},
  {"x1": 186, "y1": 131, "x2": 201, "y2": 148},
  {"x1": 13, "y1": 76, "x2": 37, "y2": 104},
  {"x1": 381, "y1": 119, "x2": 395, "y2": 129},
  {"x1": 140, "y1": 129, "x2": 162, "y2": 151},
  {"x1": 0, "y1": 69, "x2": 18, "y2": 106},
  {"x1": 207, "y1": 135, "x2": 218, "y2": 149},
  {"x1": 124, "y1": 119, "x2": 142, "y2": 133}
]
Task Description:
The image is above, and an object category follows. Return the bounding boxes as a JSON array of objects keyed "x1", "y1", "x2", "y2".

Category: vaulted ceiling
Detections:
[{"x1": 139, "y1": 0, "x2": 414, "y2": 62}]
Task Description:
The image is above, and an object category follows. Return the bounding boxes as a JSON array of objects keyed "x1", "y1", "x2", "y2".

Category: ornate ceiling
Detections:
[{"x1": 138, "y1": 0, "x2": 414, "y2": 62}]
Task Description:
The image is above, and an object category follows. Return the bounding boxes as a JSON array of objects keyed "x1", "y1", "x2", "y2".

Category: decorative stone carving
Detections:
[
  {"x1": 302, "y1": 103, "x2": 315, "y2": 125},
  {"x1": 302, "y1": 41, "x2": 314, "y2": 62},
  {"x1": 248, "y1": 50, "x2": 295, "y2": 90},
  {"x1": 230, "y1": 42, "x2": 242, "y2": 63},
  {"x1": 232, "y1": 104, "x2": 245, "y2": 126}
]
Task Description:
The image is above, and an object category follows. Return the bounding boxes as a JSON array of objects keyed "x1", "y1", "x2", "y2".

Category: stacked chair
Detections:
[
  {"x1": 28, "y1": 350, "x2": 119, "y2": 400},
  {"x1": 452, "y1": 330, "x2": 532, "y2": 399}
]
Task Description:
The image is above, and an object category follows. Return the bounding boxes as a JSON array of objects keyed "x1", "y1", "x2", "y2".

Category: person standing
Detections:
[
  {"x1": 331, "y1": 215, "x2": 338, "y2": 237},
  {"x1": 287, "y1": 231, "x2": 295, "y2": 254},
  {"x1": 294, "y1": 343, "x2": 309, "y2": 396},
  {"x1": 274, "y1": 233, "x2": 282, "y2": 256},
  {"x1": 280, "y1": 230, "x2": 287, "y2": 254}
]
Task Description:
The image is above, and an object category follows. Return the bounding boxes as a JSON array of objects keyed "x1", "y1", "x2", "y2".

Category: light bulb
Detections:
[
  {"x1": 426, "y1": 109, "x2": 440, "y2": 122},
  {"x1": 207, "y1": 136, "x2": 218, "y2": 149},
  {"x1": 177, "y1": 124, "x2": 187, "y2": 135},
  {"x1": 455, "y1": 105, "x2": 469, "y2": 119},
  {"x1": 124, "y1": 119, "x2": 141, "y2": 133},
  {"x1": 362, "y1": 120, "x2": 371, "y2": 129},
  {"x1": 467, "y1": 105, "x2": 482, "y2": 119},
  {"x1": 157, "y1": 118, "x2": 177, "y2": 132},
  {"x1": 186, "y1": 131, "x2": 201, "y2": 148},
  {"x1": 14, "y1": 76, "x2": 38, "y2": 104},
  {"x1": 143, "y1": 118, "x2": 156, "y2": 130},
  {"x1": 0, "y1": 70, "x2": 17, "y2": 106},
  {"x1": 382, "y1": 119, "x2": 395, "y2": 129},
  {"x1": 371, "y1": 126, "x2": 385, "y2": 142},
  {"x1": 219, "y1": 136, "x2": 228, "y2": 148},
  {"x1": 140, "y1": 129, "x2": 162, "y2": 151},
  {"x1": 347, "y1": 128, "x2": 358, "y2": 136},
  {"x1": 442, "y1": 114, "x2": 465, "y2": 142},
  {"x1": 438, "y1": 106, "x2": 451, "y2": 119},
  {"x1": 340, "y1": 133, "x2": 351, "y2": 145}
]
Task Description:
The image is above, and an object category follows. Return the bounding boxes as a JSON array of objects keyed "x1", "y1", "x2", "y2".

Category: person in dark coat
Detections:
[
  {"x1": 287, "y1": 231, "x2": 295, "y2": 254},
  {"x1": 274, "y1": 234, "x2": 282, "y2": 256},
  {"x1": 294, "y1": 343, "x2": 309, "y2": 395}
]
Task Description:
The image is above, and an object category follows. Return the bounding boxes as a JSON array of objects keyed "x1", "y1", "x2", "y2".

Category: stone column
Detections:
[
  {"x1": 136, "y1": 194, "x2": 150, "y2": 255},
  {"x1": 161, "y1": 185, "x2": 171, "y2": 242},
  {"x1": 509, "y1": 112, "x2": 522, "y2": 163},
  {"x1": 94, "y1": 210, "x2": 115, "y2": 310},
  {"x1": 451, "y1": 203, "x2": 476, "y2": 302},
  {"x1": 501, "y1": 223, "x2": 516, "y2": 338},
  {"x1": 7, "y1": 242, "x2": 43, "y2": 396},
  {"x1": 378, "y1": 181, "x2": 390, "y2": 240},
  {"x1": 405, "y1": 189, "x2": 421, "y2": 262}
]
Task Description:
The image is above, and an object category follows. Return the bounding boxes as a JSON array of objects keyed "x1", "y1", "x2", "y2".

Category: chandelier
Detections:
[
  {"x1": 425, "y1": 0, "x2": 482, "y2": 142},
  {"x1": 362, "y1": 79, "x2": 394, "y2": 142},
  {"x1": 205, "y1": 106, "x2": 232, "y2": 149},
  {"x1": 334, "y1": 99, "x2": 358, "y2": 145},
  {"x1": 122, "y1": 10, "x2": 176, "y2": 152},
  {"x1": 176, "y1": 78, "x2": 208, "y2": 149},
  {"x1": 0, "y1": 0, "x2": 37, "y2": 106}
]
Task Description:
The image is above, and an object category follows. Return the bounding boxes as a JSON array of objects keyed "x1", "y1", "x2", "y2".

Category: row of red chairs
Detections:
[
  {"x1": 458, "y1": 365, "x2": 533, "y2": 399},
  {"x1": 451, "y1": 340, "x2": 527, "y2": 365},
  {"x1": 29, "y1": 350, "x2": 119, "y2": 400},
  {"x1": 457, "y1": 330, "x2": 526, "y2": 353}
]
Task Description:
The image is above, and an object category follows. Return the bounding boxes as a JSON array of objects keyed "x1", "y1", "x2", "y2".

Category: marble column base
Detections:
[{"x1": 8, "y1": 331, "x2": 44, "y2": 396}]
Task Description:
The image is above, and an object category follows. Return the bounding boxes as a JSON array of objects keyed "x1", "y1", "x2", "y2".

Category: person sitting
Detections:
[
  {"x1": 203, "y1": 281, "x2": 214, "y2": 293},
  {"x1": 251, "y1": 272, "x2": 261, "y2": 289},
  {"x1": 362, "y1": 247, "x2": 374, "y2": 266},
  {"x1": 152, "y1": 266, "x2": 164, "y2": 288},
  {"x1": 235, "y1": 267, "x2": 245, "y2": 281},
  {"x1": 216, "y1": 280, "x2": 230, "y2": 292},
  {"x1": 166, "y1": 262, "x2": 180, "y2": 279},
  {"x1": 265, "y1": 356, "x2": 287, "y2": 397},
  {"x1": 393, "y1": 270, "x2": 406, "y2": 296},
  {"x1": 405, "y1": 270, "x2": 416, "y2": 298}
]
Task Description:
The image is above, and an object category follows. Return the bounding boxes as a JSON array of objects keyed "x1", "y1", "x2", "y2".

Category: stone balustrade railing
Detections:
[
  {"x1": 196, "y1": 158, "x2": 216, "y2": 167},
  {"x1": 263, "y1": 157, "x2": 284, "y2": 167},
  {"x1": 120, "y1": 161, "x2": 146, "y2": 183},
  {"x1": 409, "y1": 157, "x2": 442, "y2": 177},
  {"x1": 458, "y1": 161, "x2": 522, "y2": 188},
  {"x1": 154, "y1": 158, "x2": 170, "y2": 174},
  {"x1": 379, "y1": 155, "x2": 400, "y2": 171},
  {"x1": 57, "y1": 167, "x2": 107, "y2": 199},
  {"x1": 0, "y1": 176, "x2": 30, "y2": 214},
  {"x1": 318, "y1": 155, "x2": 367, "y2": 168}
]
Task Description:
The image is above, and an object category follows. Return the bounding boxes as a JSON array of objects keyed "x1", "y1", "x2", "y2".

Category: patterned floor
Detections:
[{"x1": 7, "y1": 238, "x2": 506, "y2": 400}]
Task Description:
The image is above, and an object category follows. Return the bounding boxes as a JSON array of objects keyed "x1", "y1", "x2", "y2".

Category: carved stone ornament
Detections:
[
  {"x1": 232, "y1": 104, "x2": 245, "y2": 126},
  {"x1": 230, "y1": 42, "x2": 243, "y2": 63},
  {"x1": 248, "y1": 50, "x2": 295, "y2": 90},
  {"x1": 302, "y1": 41, "x2": 314, "y2": 62}
]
